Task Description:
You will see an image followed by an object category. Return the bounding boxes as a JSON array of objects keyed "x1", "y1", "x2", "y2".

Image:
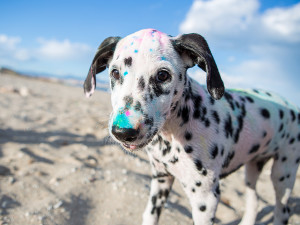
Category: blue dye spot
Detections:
[
  {"x1": 134, "y1": 49, "x2": 138, "y2": 53},
  {"x1": 113, "y1": 109, "x2": 133, "y2": 129},
  {"x1": 161, "y1": 56, "x2": 166, "y2": 61},
  {"x1": 152, "y1": 39, "x2": 155, "y2": 42},
  {"x1": 149, "y1": 48, "x2": 153, "y2": 52},
  {"x1": 131, "y1": 42, "x2": 134, "y2": 46},
  {"x1": 124, "y1": 71, "x2": 128, "y2": 76}
]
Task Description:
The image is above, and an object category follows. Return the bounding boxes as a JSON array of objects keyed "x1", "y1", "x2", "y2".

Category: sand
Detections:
[{"x1": 0, "y1": 71, "x2": 299, "y2": 225}]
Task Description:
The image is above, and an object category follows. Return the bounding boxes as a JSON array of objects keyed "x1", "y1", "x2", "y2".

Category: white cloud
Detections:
[
  {"x1": 262, "y1": 3, "x2": 300, "y2": 43},
  {"x1": 36, "y1": 38, "x2": 92, "y2": 61},
  {"x1": 0, "y1": 34, "x2": 30, "y2": 62},
  {"x1": 179, "y1": 0, "x2": 300, "y2": 106},
  {"x1": 180, "y1": 0, "x2": 259, "y2": 39},
  {"x1": 180, "y1": 0, "x2": 300, "y2": 44}
]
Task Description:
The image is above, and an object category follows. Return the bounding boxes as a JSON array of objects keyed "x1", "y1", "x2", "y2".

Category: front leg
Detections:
[
  {"x1": 185, "y1": 178, "x2": 220, "y2": 225},
  {"x1": 142, "y1": 156, "x2": 174, "y2": 225},
  {"x1": 179, "y1": 160, "x2": 221, "y2": 225}
]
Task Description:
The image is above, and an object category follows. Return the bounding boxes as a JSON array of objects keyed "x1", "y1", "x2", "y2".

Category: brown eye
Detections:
[
  {"x1": 111, "y1": 69, "x2": 120, "y2": 80},
  {"x1": 156, "y1": 70, "x2": 171, "y2": 83}
]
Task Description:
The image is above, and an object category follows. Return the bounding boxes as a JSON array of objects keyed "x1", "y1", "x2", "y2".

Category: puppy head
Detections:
[{"x1": 84, "y1": 29, "x2": 224, "y2": 151}]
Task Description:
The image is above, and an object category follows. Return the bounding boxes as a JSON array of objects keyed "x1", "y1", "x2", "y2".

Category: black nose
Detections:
[{"x1": 112, "y1": 126, "x2": 139, "y2": 142}]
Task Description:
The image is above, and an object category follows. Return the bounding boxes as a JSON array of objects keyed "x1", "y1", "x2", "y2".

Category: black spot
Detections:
[
  {"x1": 289, "y1": 138, "x2": 295, "y2": 145},
  {"x1": 298, "y1": 133, "x2": 300, "y2": 141},
  {"x1": 191, "y1": 188, "x2": 195, "y2": 192},
  {"x1": 234, "y1": 115, "x2": 244, "y2": 143},
  {"x1": 184, "y1": 145, "x2": 193, "y2": 153},
  {"x1": 260, "y1": 108, "x2": 270, "y2": 119},
  {"x1": 124, "y1": 95, "x2": 133, "y2": 106},
  {"x1": 158, "y1": 179, "x2": 166, "y2": 183},
  {"x1": 163, "y1": 189, "x2": 170, "y2": 199},
  {"x1": 286, "y1": 174, "x2": 290, "y2": 179},
  {"x1": 195, "y1": 159, "x2": 203, "y2": 171},
  {"x1": 196, "y1": 181, "x2": 202, "y2": 187},
  {"x1": 145, "y1": 116, "x2": 153, "y2": 126},
  {"x1": 124, "y1": 57, "x2": 132, "y2": 67},
  {"x1": 204, "y1": 119, "x2": 210, "y2": 127},
  {"x1": 211, "y1": 145, "x2": 219, "y2": 159},
  {"x1": 279, "y1": 176, "x2": 285, "y2": 182},
  {"x1": 149, "y1": 76, "x2": 170, "y2": 97},
  {"x1": 279, "y1": 123, "x2": 284, "y2": 132},
  {"x1": 151, "y1": 195, "x2": 157, "y2": 206},
  {"x1": 111, "y1": 80, "x2": 115, "y2": 90},
  {"x1": 169, "y1": 156, "x2": 178, "y2": 164},
  {"x1": 221, "y1": 147, "x2": 224, "y2": 156},
  {"x1": 185, "y1": 131, "x2": 192, "y2": 141},
  {"x1": 246, "y1": 96, "x2": 254, "y2": 103},
  {"x1": 224, "y1": 92, "x2": 235, "y2": 110},
  {"x1": 262, "y1": 131, "x2": 267, "y2": 138},
  {"x1": 290, "y1": 110, "x2": 296, "y2": 121},
  {"x1": 249, "y1": 144, "x2": 260, "y2": 154},
  {"x1": 193, "y1": 109, "x2": 201, "y2": 119},
  {"x1": 162, "y1": 140, "x2": 171, "y2": 156},
  {"x1": 279, "y1": 109, "x2": 284, "y2": 119},
  {"x1": 266, "y1": 92, "x2": 272, "y2": 96},
  {"x1": 211, "y1": 110, "x2": 220, "y2": 124},
  {"x1": 224, "y1": 114, "x2": 233, "y2": 138},
  {"x1": 174, "y1": 89, "x2": 178, "y2": 96},
  {"x1": 193, "y1": 95, "x2": 202, "y2": 109},
  {"x1": 199, "y1": 205, "x2": 206, "y2": 212},
  {"x1": 138, "y1": 77, "x2": 145, "y2": 91},
  {"x1": 253, "y1": 89, "x2": 259, "y2": 93},
  {"x1": 274, "y1": 153, "x2": 279, "y2": 160},
  {"x1": 181, "y1": 106, "x2": 190, "y2": 124},
  {"x1": 282, "y1": 219, "x2": 288, "y2": 225},
  {"x1": 149, "y1": 93, "x2": 154, "y2": 101},
  {"x1": 179, "y1": 73, "x2": 182, "y2": 81},
  {"x1": 265, "y1": 139, "x2": 271, "y2": 147},
  {"x1": 296, "y1": 157, "x2": 300, "y2": 164},
  {"x1": 222, "y1": 151, "x2": 235, "y2": 168},
  {"x1": 134, "y1": 101, "x2": 142, "y2": 111}
]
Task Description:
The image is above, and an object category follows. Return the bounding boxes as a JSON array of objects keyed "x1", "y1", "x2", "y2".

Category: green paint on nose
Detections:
[{"x1": 113, "y1": 109, "x2": 133, "y2": 129}]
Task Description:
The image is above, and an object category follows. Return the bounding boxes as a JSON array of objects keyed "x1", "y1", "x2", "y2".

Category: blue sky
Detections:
[{"x1": 0, "y1": 0, "x2": 300, "y2": 106}]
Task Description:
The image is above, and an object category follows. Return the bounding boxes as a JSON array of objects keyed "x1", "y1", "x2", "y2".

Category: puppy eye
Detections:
[
  {"x1": 111, "y1": 69, "x2": 120, "y2": 80},
  {"x1": 156, "y1": 70, "x2": 171, "y2": 83}
]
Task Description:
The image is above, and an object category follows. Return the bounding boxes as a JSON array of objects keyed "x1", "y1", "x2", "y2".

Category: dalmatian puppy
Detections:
[{"x1": 84, "y1": 29, "x2": 300, "y2": 225}]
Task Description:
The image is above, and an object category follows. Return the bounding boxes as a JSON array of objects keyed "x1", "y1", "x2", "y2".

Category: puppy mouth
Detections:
[
  {"x1": 120, "y1": 130, "x2": 159, "y2": 151},
  {"x1": 122, "y1": 142, "x2": 147, "y2": 151}
]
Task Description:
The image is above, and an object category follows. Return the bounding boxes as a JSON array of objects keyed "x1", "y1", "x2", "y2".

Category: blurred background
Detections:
[{"x1": 1, "y1": 0, "x2": 300, "y2": 106}]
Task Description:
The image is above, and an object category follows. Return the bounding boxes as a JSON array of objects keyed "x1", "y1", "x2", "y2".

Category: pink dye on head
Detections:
[
  {"x1": 115, "y1": 29, "x2": 169, "y2": 56},
  {"x1": 125, "y1": 110, "x2": 130, "y2": 116}
]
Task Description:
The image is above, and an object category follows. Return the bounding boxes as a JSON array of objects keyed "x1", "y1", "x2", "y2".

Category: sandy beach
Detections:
[{"x1": 0, "y1": 71, "x2": 299, "y2": 225}]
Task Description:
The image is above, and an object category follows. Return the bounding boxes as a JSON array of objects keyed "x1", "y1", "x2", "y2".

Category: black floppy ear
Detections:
[
  {"x1": 84, "y1": 36, "x2": 121, "y2": 97},
  {"x1": 172, "y1": 33, "x2": 224, "y2": 100}
]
